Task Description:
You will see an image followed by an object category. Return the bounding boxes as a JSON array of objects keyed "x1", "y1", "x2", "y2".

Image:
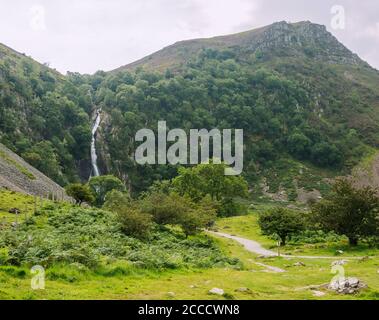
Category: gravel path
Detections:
[{"x1": 208, "y1": 231, "x2": 362, "y2": 260}]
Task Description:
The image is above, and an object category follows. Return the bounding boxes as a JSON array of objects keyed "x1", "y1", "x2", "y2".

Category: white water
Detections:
[{"x1": 91, "y1": 110, "x2": 101, "y2": 177}]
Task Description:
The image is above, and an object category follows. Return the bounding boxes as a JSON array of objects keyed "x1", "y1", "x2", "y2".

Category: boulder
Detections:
[
  {"x1": 328, "y1": 277, "x2": 367, "y2": 294},
  {"x1": 208, "y1": 288, "x2": 224, "y2": 296}
]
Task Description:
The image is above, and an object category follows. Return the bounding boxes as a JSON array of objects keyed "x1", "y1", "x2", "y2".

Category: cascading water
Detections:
[{"x1": 91, "y1": 110, "x2": 101, "y2": 177}]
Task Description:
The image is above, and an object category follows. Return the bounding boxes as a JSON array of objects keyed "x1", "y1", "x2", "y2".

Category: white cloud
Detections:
[
  {"x1": 0, "y1": 0, "x2": 378, "y2": 73},
  {"x1": 363, "y1": 22, "x2": 379, "y2": 40}
]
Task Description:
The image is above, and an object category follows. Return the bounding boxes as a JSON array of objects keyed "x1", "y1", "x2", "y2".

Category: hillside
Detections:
[
  {"x1": 113, "y1": 21, "x2": 368, "y2": 73},
  {"x1": 0, "y1": 43, "x2": 93, "y2": 185},
  {"x1": 90, "y1": 21, "x2": 379, "y2": 197},
  {"x1": 0, "y1": 143, "x2": 67, "y2": 198},
  {"x1": 1, "y1": 21, "x2": 379, "y2": 200}
]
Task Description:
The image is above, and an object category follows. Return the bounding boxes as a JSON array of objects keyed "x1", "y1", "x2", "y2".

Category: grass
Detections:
[
  {"x1": 215, "y1": 212, "x2": 379, "y2": 257},
  {"x1": 0, "y1": 189, "x2": 47, "y2": 223},
  {"x1": 0, "y1": 234, "x2": 378, "y2": 300},
  {"x1": 0, "y1": 190, "x2": 378, "y2": 300}
]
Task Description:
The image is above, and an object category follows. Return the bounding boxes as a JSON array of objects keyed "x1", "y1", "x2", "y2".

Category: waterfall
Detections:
[{"x1": 91, "y1": 110, "x2": 101, "y2": 177}]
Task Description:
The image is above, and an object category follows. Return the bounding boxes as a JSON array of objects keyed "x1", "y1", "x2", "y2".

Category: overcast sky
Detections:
[{"x1": 0, "y1": 0, "x2": 378, "y2": 74}]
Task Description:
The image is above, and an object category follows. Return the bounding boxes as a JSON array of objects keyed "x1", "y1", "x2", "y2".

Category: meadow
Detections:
[{"x1": 0, "y1": 190, "x2": 378, "y2": 300}]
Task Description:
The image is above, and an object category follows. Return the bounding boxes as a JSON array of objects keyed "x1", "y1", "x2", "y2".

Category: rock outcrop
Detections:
[{"x1": 328, "y1": 277, "x2": 367, "y2": 294}]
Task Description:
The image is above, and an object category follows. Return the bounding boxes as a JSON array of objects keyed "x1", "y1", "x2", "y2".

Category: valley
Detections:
[{"x1": 1, "y1": 20, "x2": 379, "y2": 301}]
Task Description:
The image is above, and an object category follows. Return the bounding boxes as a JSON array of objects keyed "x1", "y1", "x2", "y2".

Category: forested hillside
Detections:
[
  {"x1": 1, "y1": 21, "x2": 379, "y2": 199},
  {"x1": 0, "y1": 44, "x2": 93, "y2": 185}
]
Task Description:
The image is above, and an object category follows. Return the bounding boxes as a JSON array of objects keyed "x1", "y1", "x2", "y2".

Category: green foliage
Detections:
[
  {"x1": 2, "y1": 37, "x2": 379, "y2": 197},
  {"x1": 103, "y1": 190, "x2": 152, "y2": 239},
  {"x1": 139, "y1": 191, "x2": 217, "y2": 237},
  {"x1": 258, "y1": 208, "x2": 305, "y2": 246},
  {"x1": 311, "y1": 178, "x2": 379, "y2": 246},
  {"x1": 173, "y1": 163, "x2": 249, "y2": 216},
  {"x1": 89, "y1": 175, "x2": 125, "y2": 206},
  {"x1": 0, "y1": 50, "x2": 91, "y2": 184},
  {"x1": 0, "y1": 205, "x2": 235, "y2": 270},
  {"x1": 117, "y1": 207, "x2": 153, "y2": 240},
  {"x1": 65, "y1": 183, "x2": 95, "y2": 205}
]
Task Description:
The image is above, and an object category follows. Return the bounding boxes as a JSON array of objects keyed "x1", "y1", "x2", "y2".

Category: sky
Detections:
[{"x1": 0, "y1": 0, "x2": 378, "y2": 74}]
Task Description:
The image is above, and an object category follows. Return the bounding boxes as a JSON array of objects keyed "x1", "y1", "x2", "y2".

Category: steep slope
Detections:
[
  {"x1": 88, "y1": 21, "x2": 379, "y2": 196},
  {"x1": 0, "y1": 143, "x2": 68, "y2": 198},
  {"x1": 113, "y1": 21, "x2": 369, "y2": 73},
  {"x1": 1, "y1": 21, "x2": 379, "y2": 200},
  {"x1": 0, "y1": 43, "x2": 93, "y2": 184}
]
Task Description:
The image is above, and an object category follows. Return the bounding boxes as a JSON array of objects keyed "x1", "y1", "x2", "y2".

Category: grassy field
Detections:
[
  {"x1": 0, "y1": 190, "x2": 46, "y2": 223},
  {"x1": 0, "y1": 234, "x2": 378, "y2": 300},
  {"x1": 0, "y1": 190, "x2": 378, "y2": 300},
  {"x1": 215, "y1": 213, "x2": 379, "y2": 257}
]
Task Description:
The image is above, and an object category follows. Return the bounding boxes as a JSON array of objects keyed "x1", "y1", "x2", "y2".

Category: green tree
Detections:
[
  {"x1": 311, "y1": 179, "x2": 379, "y2": 246},
  {"x1": 117, "y1": 207, "x2": 153, "y2": 240},
  {"x1": 103, "y1": 189, "x2": 131, "y2": 212},
  {"x1": 65, "y1": 183, "x2": 95, "y2": 206},
  {"x1": 102, "y1": 190, "x2": 152, "y2": 239},
  {"x1": 172, "y1": 163, "x2": 249, "y2": 216},
  {"x1": 139, "y1": 191, "x2": 217, "y2": 237},
  {"x1": 89, "y1": 175, "x2": 125, "y2": 206},
  {"x1": 258, "y1": 208, "x2": 305, "y2": 246}
]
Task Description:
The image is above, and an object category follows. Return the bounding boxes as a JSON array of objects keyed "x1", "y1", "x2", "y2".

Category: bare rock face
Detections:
[{"x1": 328, "y1": 277, "x2": 367, "y2": 294}]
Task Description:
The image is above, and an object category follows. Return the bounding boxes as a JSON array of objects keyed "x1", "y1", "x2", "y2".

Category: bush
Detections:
[
  {"x1": 258, "y1": 207, "x2": 305, "y2": 246},
  {"x1": 311, "y1": 178, "x2": 379, "y2": 246},
  {"x1": 0, "y1": 204, "x2": 235, "y2": 270},
  {"x1": 65, "y1": 183, "x2": 94, "y2": 206},
  {"x1": 89, "y1": 175, "x2": 126, "y2": 206},
  {"x1": 139, "y1": 192, "x2": 217, "y2": 237},
  {"x1": 117, "y1": 207, "x2": 153, "y2": 240},
  {"x1": 0, "y1": 248, "x2": 9, "y2": 265}
]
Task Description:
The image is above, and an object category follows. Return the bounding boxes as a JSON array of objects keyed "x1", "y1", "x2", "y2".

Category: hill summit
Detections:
[{"x1": 114, "y1": 21, "x2": 368, "y2": 73}]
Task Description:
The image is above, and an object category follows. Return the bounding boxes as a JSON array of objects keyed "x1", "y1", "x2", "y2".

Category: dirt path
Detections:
[{"x1": 207, "y1": 231, "x2": 362, "y2": 260}]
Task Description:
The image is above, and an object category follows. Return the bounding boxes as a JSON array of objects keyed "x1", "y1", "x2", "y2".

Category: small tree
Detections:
[
  {"x1": 65, "y1": 183, "x2": 94, "y2": 206},
  {"x1": 103, "y1": 190, "x2": 131, "y2": 212},
  {"x1": 117, "y1": 207, "x2": 153, "y2": 240},
  {"x1": 311, "y1": 178, "x2": 379, "y2": 246},
  {"x1": 258, "y1": 208, "x2": 305, "y2": 246},
  {"x1": 179, "y1": 196, "x2": 217, "y2": 237},
  {"x1": 102, "y1": 190, "x2": 152, "y2": 239},
  {"x1": 139, "y1": 191, "x2": 217, "y2": 237},
  {"x1": 172, "y1": 163, "x2": 249, "y2": 216},
  {"x1": 89, "y1": 175, "x2": 125, "y2": 206}
]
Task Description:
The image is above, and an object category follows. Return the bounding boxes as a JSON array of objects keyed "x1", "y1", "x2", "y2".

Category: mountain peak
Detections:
[{"x1": 114, "y1": 21, "x2": 367, "y2": 73}]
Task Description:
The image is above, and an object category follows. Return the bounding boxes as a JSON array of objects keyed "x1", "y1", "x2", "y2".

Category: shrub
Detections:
[
  {"x1": 139, "y1": 192, "x2": 217, "y2": 237},
  {"x1": 89, "y1": 175, "x2": 126, "y2": 206},
  {"x1": 258, "y1": 207, "x2": 305, "y2": 246},
  {"x1": 65, "y1": 183, "x2": 94, "y2": 206},
  {"x1": 117, "y1": 207, "x2": 153, "y2": 240},
  {"x1": 311, "y1": 178, "x2": 379, "y2": 246}
]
